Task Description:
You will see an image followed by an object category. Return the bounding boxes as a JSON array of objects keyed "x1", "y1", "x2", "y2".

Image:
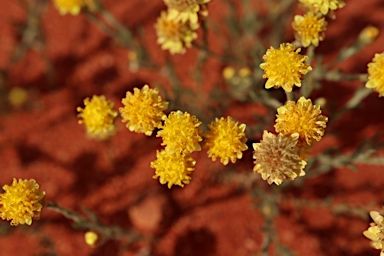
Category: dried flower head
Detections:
[
  {"x1": 366, "y1": 53, "x2": 384, "y2": 97},
  {"x1": 275, "y1": 97, "x2": 328, "y2": 146},
  {"x1": 292, "y1": 12, "x2": 327, "y2": 47},
  {"x1": 120, "y1": 85, "x2": 169, "y2": 136},
  {"x1": 363, "y1": 209, "x2": 384, "y2": 255},
  {"x1": 164, "y1": 0, "x2": 211, "y2": 24},
  {"x1": 77, "y1": 95, "x2": 118, "y2": 140},
  {"x1": 299, "y1": 0, "x2": 345, "y2": 15},
  {"x1": 0, "y1": 179, "x2": 45, "y2": 226},
  {"x1": 53, "y1": 0, "x2": 94, "y2": 15},
  {"x1": 204, "y1": 117, "x2": 248, "y2": 165},
  {"x1": 260, "y1": 43, "x2": 312, "y2": 92},
  {"x1": 157, "y1": 111, "x2": 202, "y2": 154},
  {"x1": 253, "y1": 131, "x2": 306, "y2": 185},
  {"x1": 151, "y1": 150, "x2": 196, "y2": 189},
  {"x1": 155, "y1": 11, "x2": 198, "y2": 54}
]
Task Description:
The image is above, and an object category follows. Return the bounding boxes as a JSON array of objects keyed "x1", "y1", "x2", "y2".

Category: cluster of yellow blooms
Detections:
[
  {"x1": 292, "y1": 0, "x2": 345, "y2": 47},
  {"x1": 366, "y1": 53, "x2": 384, "y2": 97},
  {"x1": 155, "y1": 0, "x2": 211, "y2": 54},
  {"x1": 253, "y1": 97, "x2": 328, "y2": 185},
  {"x1": 53, "y1": 0, "x2": 95, "y2": 15},
  {"x1": 0, "y1": 179, "x2": 45, "y2": 226},
  {"x1": 364, "y1": 209, "x2": 384, "y2": 256}
]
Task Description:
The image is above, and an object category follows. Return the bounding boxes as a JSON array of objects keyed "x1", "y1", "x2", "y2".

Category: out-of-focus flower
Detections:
[
  {"x1": 292, "y1": 12, "x2": 327, "y2": 47},
  {"x1": 164, "y1": 0, "x2": 211, "y2": 24},
  {"x1": 253, "y1": 131, "x2": 306, "y2": 185},
  {"x1": 204, "y1": 117, "x2": 248, "y2": 165},
  {"x1": 155, "y1": 11, "x2": 198, "y2": 54},
  {"x1": 0, "y1": 179, "x2": 45, "y2": 226},
  {"x1": 151, "y1": 150, "x2": 195, "y2": 188},
  {"x1": 77, "y1": 95, "x2": 118, "y2": 140},
  {"x1": 359, "y1": 26, "x2": 380, "y2": 44},
  {"x1": 85, "y1": 231, "x2": 100, "y2": 247},
  {"x1": 299, "y1": 0, "x2": 345, "y2": 15},
  {"x1": 366, "y1": 53, "x2": 384, "y2": 97},
  {"x1": 120, "y1": 85, "x2": 169, "y2": 136},
  {"x1": 260, "y1": 43, "x2": 312, "y2": 92},
  {"x1": 222, "y1": 67, "x2": 236, "y2": 80},
  {"x1": 53, "y1": 0, "x2": 94, "y2": 15},
  {"x1": 157, "y1": 111, "x2": 202, "y2": 154},
  {"x1": 275, "y1": 97, "x2": 328, "y2": 146},
  {"x1": 363, "y1": 209, "x2": 384, "y2": 255},
  {"x1": 8, "y1": 87, "x2": 28, "y2": 108}
]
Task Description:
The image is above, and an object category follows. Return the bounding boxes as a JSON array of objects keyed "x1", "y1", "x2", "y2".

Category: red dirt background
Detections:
[{"x1": 0, "y1": 0, "x2": 384, "y2": 255}]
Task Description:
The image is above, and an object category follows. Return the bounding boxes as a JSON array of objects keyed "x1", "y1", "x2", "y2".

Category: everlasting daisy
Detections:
[
  {"x1": 77, "y1": 95, "x2": 118, "y2": 140},
  {"x1": 253, "y1": 131, "x2": 306, "y2": 185},
  {"x1": 0, "y1": 179, "x2": 45, "y2": 226},
  {"x1": 299, "y1": 0, "x2": 345, "y2": 15},
  {"x1": 363, "y1": 209, "x2": 384, "y2": 256},
  {"x1": 151, "y1": 150, "x2": 196, "y2": 188},
  {"x1": 120, "y1": 85, "x2": 169, "y2": 136},
  {"x1": 53, "y1": 0, "x2": 94, "y2": 15},
  {"x1": 164, "y1": 0, "x2": 211, "y2": 24},
  {"x1": 366, "y1": 53, "x2": 384, "y2": 97},
  {"x1": 155, "y1": 11, "x2": 198, "y2": 54},
  {"x1": 260, "y1": 43, "x2": 312, "y2": 92},
  {"x1": 292, "y1": 12, "x2": 327, "y2": 47},
  {"x1": 157, "y1": 111, "x2": 203, "y2": 154},
  {"x1": 275, "y1": 97, "x2": 328, "y2": 146},
  {"x1": 204, "y1": 117, "x2": 248, "y2": 165}
]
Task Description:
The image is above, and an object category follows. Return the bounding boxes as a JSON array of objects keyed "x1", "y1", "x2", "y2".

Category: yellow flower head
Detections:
[
  {"x1": 253, "y1": 131, "x2": 307, "y2": 185},
  {"x1": 85, "y1": 231, "x2": 100, "y2": 247},
  {"x1": 204, "y1": 117, "x2": 248, "y2": 165},
  {"x1": 77, "y1": 95, "x2": 118, "y2": 140},
  {"x1": 164, "y1": 0, "x2": 211, "y2": 24},
  {"x1": 299, "y1": 0, "x2": 345, "y2": 15},
  {"x1": 157, "y1": 111, "x2": 202, "y2": 154},
  {"x1": 275, "y1": 97, "x2": 328, "y2": 146},
  {"x1": 0, "y1": 179, "x2": 45, "y2": 226},
  {"x1": 151, "y1": 150, "x2": 196, "y2": 189},
  {"x1": 53, "y1": 0, "x2": 94, "y2": 16},
  {"x1": 363, "y1": 209, "x2": 384, "y2": 255},
  {"x1": 260, "y1": 43, "x2": 312, "y2": 92},
  {"x1": 120, "y1": 85, "x2": 169, "y2": 136},
  {"x1": 155, "y1": 11, "x2": 198, "y2": 54},
  {"x1": 292, "y1": 12, "x2": 327, "y2": 47},
  {"x1": 366, "y1": 53, "x2": 384, "y2": 97},
  {"x1": 359, "y1": 26, "x2": 380, "y2": 44}
]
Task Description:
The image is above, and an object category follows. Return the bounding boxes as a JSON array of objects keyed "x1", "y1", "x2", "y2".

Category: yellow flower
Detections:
[
  {"x1": 85, "y1": 231, "x2": 100, "y2": 247},
  {"x1": 299, "y1": 0, "x2": 345, "y2": 15},
  {"x1": 0, "y1": 179, "x2": 45, "y2": 226},
  {"x1": 275, "y1": 97, "x2": 328, "y2": 146},
  {"x1": 359, "y1": 26, "x2": 380, "y2": 44},
  {"x1": 120, "y1": 85, "x2": 169, "y2": 136},
  {"x1": 157, "y1": 111, "x2": 202, "y2": 154},
  {"x1": 292, "y1": 12, "x2": 327, "y2": 47},
  {"x1": 363, "y1": 209, "x2": 384, "y2": 255},
  {"x1": 77, "y1": 95, "x2": 118, "y2": 140},
  {"x1": 260, "y1": 43, "x2": 312, "y2": 92},
  {"x1": 366, "y1": 53, "x2": 384, "y2": 97},
  {"x1": 53, "y1": 0, "x2": 94, "y2": 15},
  {"x1": 151, "y1": 150, "x2": 196, "y2": 189},
  {"x1": 204, "y1": 117, "x2": 248, "y2": 165},
  {"x1": 253, "y1": 131, "x2": 306, "y2": 185},
  {"x1": 164, "y1": 0, "x2": 211, "y2": 24},
  {"x1": 155, "y1": 11, "x2": 198, "y2": 54}
]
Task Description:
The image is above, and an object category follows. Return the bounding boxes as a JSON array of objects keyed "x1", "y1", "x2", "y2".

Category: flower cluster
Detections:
[
  {"x1": 292, "y1": 12, "x2": 327, "y2": 47},
  {"x1": 120, "y1": 85, "x2": 169, "y2": 135},
  {"x1": 53, "y1": 0, "x2": 95, "y2": 16},
  {"x1": 363, "y1": 209, "x2": 384, "y2": 255},
  {"x1": 204, "y1": 117, "x2": 248, "y2": 165},
  {"x1": 299, "y1": 0, "x2": 345, "y2": 15},
  {"x1": 260, "y1": 43, "x2": 312, "y2": 92},
  {"x1": 253, "y1": 97, "x2": 327, "y2": 185},
  {"x1": 366, "y1": 52, "x2": 384, "y2": 97},
  {"x1": 0, "y1": 179, "x2": 45, "y2": 226},
  {"x1": 77, "y1": 95, "x2": 118, "y2": 140},
  {"x1": 152, "y1": 111, "x2": 202, "y2": 188},
  {"x1": 155, "y1": 0, "x2": 211, "y2": 54}
]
